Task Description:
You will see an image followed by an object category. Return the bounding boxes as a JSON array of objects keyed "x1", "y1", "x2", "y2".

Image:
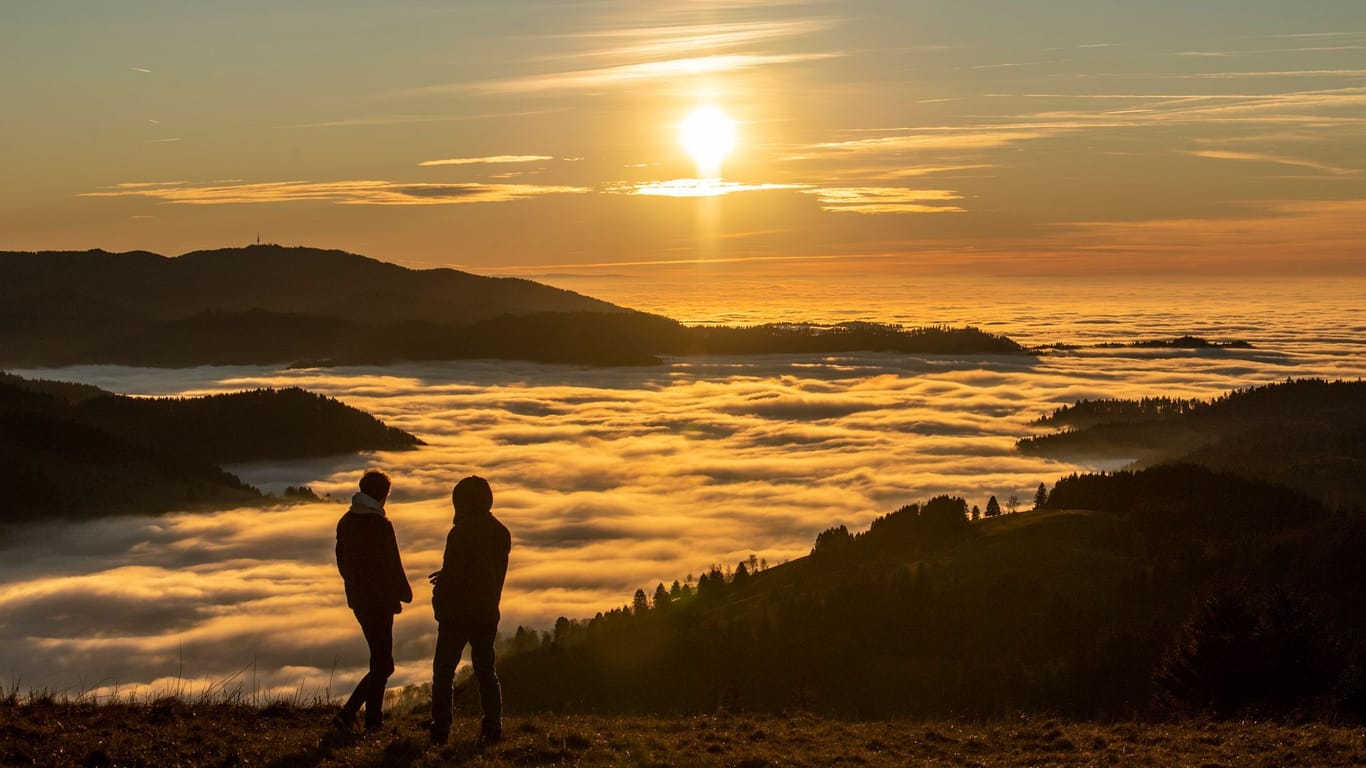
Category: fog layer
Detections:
[{"x1": 3, "y1": 319, "x2": 1363, "y2": 697}]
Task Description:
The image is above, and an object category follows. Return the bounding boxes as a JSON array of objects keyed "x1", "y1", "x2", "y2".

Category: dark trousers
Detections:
[
  {"x1": 342, "y1": 610, "x2": 395, "y2": 729},
  {"x1": 431, "y1": 623, "x2": 501, "y2": 735}
]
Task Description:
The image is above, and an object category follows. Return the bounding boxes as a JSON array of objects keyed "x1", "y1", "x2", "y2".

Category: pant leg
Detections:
[
  {"x1": 431, "y1": 624, "x2": 469, "y2": 732},
  {"x1": 469, "y1": 628, "x2": 502, "y2": 734},
  {"x1": 343, "y1": 610, "x2": 395, "y2": 728}
]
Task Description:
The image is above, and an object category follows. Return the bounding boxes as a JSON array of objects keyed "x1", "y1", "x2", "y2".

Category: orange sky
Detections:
[{"x1": 3, "y1": 2, "x2": 1365, "y2": 277}]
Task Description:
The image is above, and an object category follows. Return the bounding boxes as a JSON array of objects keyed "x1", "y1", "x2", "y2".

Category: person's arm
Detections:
[
  {"x1": 495, "y1": 528, "x2": 510, "y2": 593},
  {"x1": 429, "y1": 529, "x2": 456, "y2": 585},
  {"x1": 335, "y1": 518, "x2": 354, "y2": 579},
  {"x1": 388, "y1": 521, "x2": 412, "y2": 604}
]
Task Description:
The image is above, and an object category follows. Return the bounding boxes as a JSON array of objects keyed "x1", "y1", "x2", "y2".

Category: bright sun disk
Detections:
[{"x1": 679, "y1": 106, "x2": 737, "y2": 178}]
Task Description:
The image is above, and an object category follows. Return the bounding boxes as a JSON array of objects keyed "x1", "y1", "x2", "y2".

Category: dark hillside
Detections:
[
  {"x1": 0, "y1": 245, "x2": 628, "y2": 325},
  {"x1": 1019, "y1": 379, "x2": 1366, "y2": 506},
  {"x1": 0, "y1": 407, "x2": 262, "y2": 523},
  {"x1": 73, "y1": 387, "x2": 422, "y2": 464},
  {"x1": 0, "y1": 246, "x2": 1032, "y2": 367},
  {"x1": 0, "y1": 246, "x2": 639, "y2": 366},
  {"x1": 0, "y1": 373, "x2": 421, "y2": 522},
  {"x1": 495, "y1": 465, "x2": 1363, "y2": 719}
]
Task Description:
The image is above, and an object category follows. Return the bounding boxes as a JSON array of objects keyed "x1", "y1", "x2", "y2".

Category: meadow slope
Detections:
[{"x1": 3, "y1": 696, "x2": 1364, "y2": 768}]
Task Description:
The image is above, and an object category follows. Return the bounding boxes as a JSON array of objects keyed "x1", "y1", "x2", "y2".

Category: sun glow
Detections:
[{"x1": 679, "y1": 106, "x2": 737, "y2": 178}]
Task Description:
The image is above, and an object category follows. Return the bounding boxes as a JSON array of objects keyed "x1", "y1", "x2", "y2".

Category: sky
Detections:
[{"x1": 3, "y1": 0, "x2": 1365, "y2": 278}]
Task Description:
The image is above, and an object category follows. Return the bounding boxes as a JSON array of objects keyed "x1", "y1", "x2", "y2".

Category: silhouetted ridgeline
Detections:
[
  {"x1": 0, "y1": 246, "x2": 1029, "y2": 366},
  {"x1": 1018, "y1": 379, "x2": 1366, "y2": 507},
  {"x1": 0, "y1": 372, "x2": 420, "y2": 522},
  {"x1": 489, "y1": 381, "x2": 1366, "y2": 719},
  {"x1": 1033, "y1": 335, "x2": 1253, "y2": 353},
  {"x1": 491, "y1": 463, "x2": 1365, "y2": 719}
]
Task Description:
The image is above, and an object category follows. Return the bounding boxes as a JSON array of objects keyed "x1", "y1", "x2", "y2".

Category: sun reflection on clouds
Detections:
[{"x1": 618, "y1": 179, "x2": 809, "y2": 197}]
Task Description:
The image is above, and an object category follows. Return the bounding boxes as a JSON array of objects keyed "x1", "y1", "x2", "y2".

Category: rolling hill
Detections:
[
  {"x1": 484, "y1": 383, "x2": 1366, "y2": 720},
  {"x1": 1017, "y1": 378, "x2": 1366, "y2": 507},
  {"x1": 0, "y1": 245, "x2": 1030, "y2": 367},
  {"x1": 0, "y1": 372, "x2": 421, "y2": 523}
]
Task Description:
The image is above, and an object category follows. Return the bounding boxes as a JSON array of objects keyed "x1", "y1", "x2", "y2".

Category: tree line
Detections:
[{"x1": 479, "y1": 461, "x2": 1365, "y2": 720}]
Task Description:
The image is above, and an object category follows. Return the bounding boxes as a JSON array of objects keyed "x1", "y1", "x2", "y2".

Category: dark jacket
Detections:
[
  {"x1": 432, "y1": 509, "x2": 511, "y2": 629},
  {"x1": 336, "y1": 495, "x2": 412, "y2": 615}
]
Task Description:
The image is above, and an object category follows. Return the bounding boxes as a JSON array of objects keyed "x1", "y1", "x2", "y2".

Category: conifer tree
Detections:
[
  {"x1": 985, "y1": 495, "x2": 1001, "y2": 518},
  {"x1": 653, "y1": 582, "x2": 671, "y2": 610},
  {"x1": 732, "y1": 561, "x2": 751, "y2": 590}
]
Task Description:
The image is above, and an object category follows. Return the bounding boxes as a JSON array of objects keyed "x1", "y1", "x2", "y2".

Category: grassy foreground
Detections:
[{"x1": 2, "y1": 698, "x2": 1364, "y2": 768}]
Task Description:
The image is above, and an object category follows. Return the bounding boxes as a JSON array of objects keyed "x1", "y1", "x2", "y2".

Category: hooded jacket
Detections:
[
  {"x1": 432, "y1": 507, "x2": 511, "y2": 629},
  {"x1": 336, "y1": 492, "x2": 413, "y2": 615}
]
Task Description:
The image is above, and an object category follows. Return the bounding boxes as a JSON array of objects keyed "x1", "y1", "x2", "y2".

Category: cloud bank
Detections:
[{"x1": 4, "y1": 308, "x2": 1363, "y2": 699}]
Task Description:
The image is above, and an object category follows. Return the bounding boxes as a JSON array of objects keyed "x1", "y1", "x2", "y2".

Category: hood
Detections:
[{"x1": 347, "y1": 492, "x2": 386, "y2": 517}]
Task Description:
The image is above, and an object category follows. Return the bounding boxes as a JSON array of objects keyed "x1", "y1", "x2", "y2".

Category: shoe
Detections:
[
  {"x1": 478, "y1": 727, "x2": 502, "y2": 746},
  {"x1": 429, "y1": 723, "x2": 449, "y2": 746}
]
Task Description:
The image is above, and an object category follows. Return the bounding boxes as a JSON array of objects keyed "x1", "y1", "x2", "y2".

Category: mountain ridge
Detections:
[
  {"x1": 0, "y1": 244, "x2": 630, "y2": 325},
  {"x1": 0, "y1": 244, "x2": 1032, "y2": 367},
  {"x1": 0, "y1": 371, "x2": 422, "y2": 523}
]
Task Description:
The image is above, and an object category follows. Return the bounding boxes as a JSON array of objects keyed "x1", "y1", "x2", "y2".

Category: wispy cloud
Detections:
[
  {"x1": 1184, "y1": 150, "x2": 1356, "y2": 175},
  {"x1": 809, "y1": 187, "x2": 966, "y2": 214},
  {"x1": 429, "y1": 13, "x2": 837, "y2": 96},
  {"x1": 614, "y1": 179, "x2": 808, "y2": 198},
  {"x1": 82, "y1": 179, "x2": 589, "y2": 206},
  {"x1": 885, "y1": 164, "x2": 990, "y2": 179},
  {"x1": 408, "y1": 53, "x2": 840, "y2": 96},
  {"x1": 1082, "y1": 68, "x2": 1366, "y2": 80},
  {"x1": 1049, "y1": 199, "x2": 1366, "y2": 270},
  {"x1": 273, "y1": 109, "x2": 564, "y2": 130},
  {"x1": 797, "y1": 130, "x2": 1048, "y2": 158},
  {"x1": 418, "y1": 155, "x2": 553, "y2": 167},
  {"x1": 1242, "y1": 31, "x2": 1366, "y2": 40},
  {"x1": 129, "y1": 66, "x2": 151, "y2": 73},
  {"x1": 557, "y1": 19, "x2": 832, "y2": 61},
  {"x1": 999, "y1": 85, "x2": 1366, "y2": 131}
]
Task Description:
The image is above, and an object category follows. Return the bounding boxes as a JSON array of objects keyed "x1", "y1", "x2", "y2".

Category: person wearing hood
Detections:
[
  {"x1": 429, "y1": 475, "x2": 511, "y2": 746},
  {"x1": 334, "y1": 469, "x2": 412, "y2": 733}
]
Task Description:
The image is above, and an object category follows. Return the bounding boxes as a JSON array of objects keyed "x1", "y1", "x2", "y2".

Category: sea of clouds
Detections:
[{"x1": 2, "y1": 279, "x2": 1364, "y2": 699}]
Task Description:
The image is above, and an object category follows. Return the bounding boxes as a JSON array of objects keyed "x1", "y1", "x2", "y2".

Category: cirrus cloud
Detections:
[{"x1": 81, "y1": 179, "x2": 590, "y2": 206}]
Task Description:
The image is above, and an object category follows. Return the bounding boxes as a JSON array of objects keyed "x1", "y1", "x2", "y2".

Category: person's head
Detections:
[
  {"x1": 452, "y1": 475, "x2": 493, "y2": 517},
  {"x1": 358, "y1": 470, "x2": 392, "y2": 504}
]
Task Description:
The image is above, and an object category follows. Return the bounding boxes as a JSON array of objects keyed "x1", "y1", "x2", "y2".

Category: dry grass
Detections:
[{"x1": 2, "y1": 695, "x2": 1363, "y2": 768}]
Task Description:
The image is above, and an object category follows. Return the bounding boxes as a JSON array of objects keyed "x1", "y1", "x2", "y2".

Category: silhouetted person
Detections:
[
  {"x1": 334, "y1": 470, "x2": 412, "y2": 733},
  {"x1": 429, "y1": 475, "x2": 511, "y2": 746}
]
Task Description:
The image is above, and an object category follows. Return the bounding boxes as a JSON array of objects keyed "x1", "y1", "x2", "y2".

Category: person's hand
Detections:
[{"x1": 428, "y1": 570, "x2": 442, "y2": 585}]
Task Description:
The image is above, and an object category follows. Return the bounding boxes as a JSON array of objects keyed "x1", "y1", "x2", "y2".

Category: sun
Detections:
[{"x1": 679, "y1": 106, "x2": 737, "y2": 178}]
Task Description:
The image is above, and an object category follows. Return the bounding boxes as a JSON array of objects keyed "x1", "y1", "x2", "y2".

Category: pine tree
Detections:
[
  {"x1": 1033, "y1": 482, "x2": 1048, "y2": 510},
  {"x1": 985, "y1": 495, "x2": 1001, "y2": 518},
  {"x1": 732, "y1": 561, "x2": 751, "y2": 590}
]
